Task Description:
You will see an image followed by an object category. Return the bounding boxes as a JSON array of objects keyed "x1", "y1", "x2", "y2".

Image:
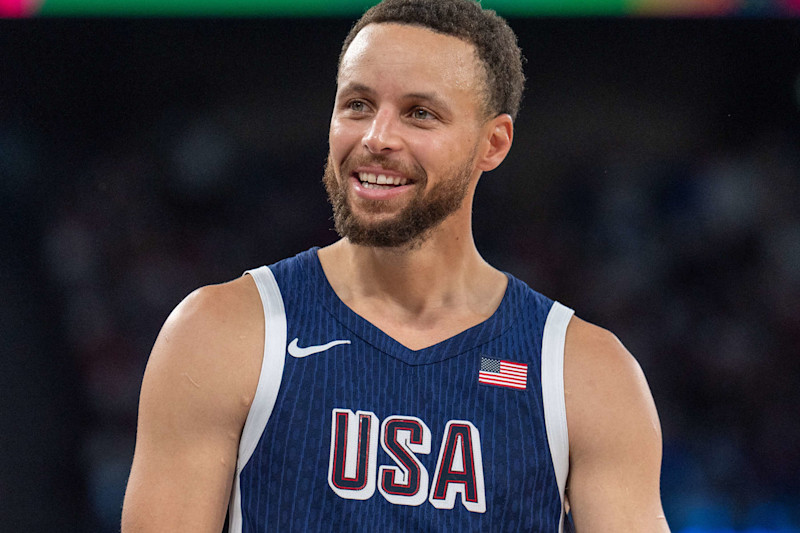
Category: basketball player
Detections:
[{"x1": 122, "y1": 0, "x2": 669, "y2": 531}]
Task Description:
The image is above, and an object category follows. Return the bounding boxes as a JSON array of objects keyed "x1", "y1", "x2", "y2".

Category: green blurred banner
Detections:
[{"x1": 37, "y1": 0, "x2": 627, "y2": 16}]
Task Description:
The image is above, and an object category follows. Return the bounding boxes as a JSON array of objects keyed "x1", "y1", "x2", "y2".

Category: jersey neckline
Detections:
[{"x1": 299, "y1": 247, "x2": 523, "y2": 366}]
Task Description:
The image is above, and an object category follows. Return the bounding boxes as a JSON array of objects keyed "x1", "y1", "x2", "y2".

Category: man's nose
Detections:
[{"x1": 363, "y1": 109, "x2": 402, "y2": 154}]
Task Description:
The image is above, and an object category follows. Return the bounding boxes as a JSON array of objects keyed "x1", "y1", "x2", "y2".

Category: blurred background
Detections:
[{"x1": 1, "y1": 0, "x2": 799, "y2": 531}]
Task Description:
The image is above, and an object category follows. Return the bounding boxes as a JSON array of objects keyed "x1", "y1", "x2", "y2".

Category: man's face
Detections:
[{"x1": 325, "y1": 23, "x2": 488, "y2": 248}]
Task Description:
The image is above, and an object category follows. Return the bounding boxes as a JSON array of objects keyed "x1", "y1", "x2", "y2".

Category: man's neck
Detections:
[{"x1": 317, "y1": 224, "x2": 507, "y2": 350}]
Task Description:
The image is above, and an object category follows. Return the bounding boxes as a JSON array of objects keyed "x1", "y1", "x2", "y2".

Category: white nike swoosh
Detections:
[{"x1": 287, "y1": 338, "x2": 351, "y2": 358}]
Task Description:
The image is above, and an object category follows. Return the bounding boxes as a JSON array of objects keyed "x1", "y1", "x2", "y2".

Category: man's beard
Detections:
[{"x1": 323, "y1": 150, "x2": 476, "y2": 249}]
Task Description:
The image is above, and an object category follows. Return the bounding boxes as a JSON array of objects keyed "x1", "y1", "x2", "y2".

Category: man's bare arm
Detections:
[
  {"x1": 564, "y1": 317, "x2": 670, "y2": 531},
  {"x1": 122, "y1": 276, "x2": 263, "y2": 533}
]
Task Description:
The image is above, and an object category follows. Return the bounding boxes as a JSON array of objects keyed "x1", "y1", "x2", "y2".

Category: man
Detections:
[{"x1": 122, "y1": 0, "x2": 669, "y2": 531}]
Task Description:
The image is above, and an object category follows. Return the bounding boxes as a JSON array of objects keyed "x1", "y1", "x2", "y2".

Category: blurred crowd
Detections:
[{"x1": 1, "y1": 17, "x2": 798, "y2": 532}]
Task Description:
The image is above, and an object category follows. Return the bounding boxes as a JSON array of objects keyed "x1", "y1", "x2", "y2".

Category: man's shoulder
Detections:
[
  {"x1": 148, "y1": 275, "x2": 265, "y2": 400},
  {"x1": 133, "y1": 274, "x2": 266, "y2": 455},
  {"x1": 170, "y1": 274, "x2": 263, "y2": 336},
  {"x1": 565, "y1": 317, "x2": 628, "y2": 362},
  {"x1": 564, "y1": 316, "x2": 648, "y2": 396},
  {"x1": 563, "y1": 315, "x2": 661, "y2": 460}
]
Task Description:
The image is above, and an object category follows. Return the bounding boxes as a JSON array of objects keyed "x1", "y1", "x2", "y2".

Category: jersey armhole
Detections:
[
  {"x1": 229, "y1": 266, "x2": 288, "y2": 533},
  {"x1": 542, "y1": 301, "x2": 574, "y2": 533}
]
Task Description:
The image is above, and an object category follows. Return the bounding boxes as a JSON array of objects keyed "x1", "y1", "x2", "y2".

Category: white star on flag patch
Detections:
[{"x1": 478, "y1": 357, "x2": 528, "y2": 390}]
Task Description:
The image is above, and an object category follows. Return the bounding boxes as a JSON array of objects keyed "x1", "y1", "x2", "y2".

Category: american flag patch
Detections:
[{"x1": 478, "y1": 357, "x2": 528, "y2": 390}]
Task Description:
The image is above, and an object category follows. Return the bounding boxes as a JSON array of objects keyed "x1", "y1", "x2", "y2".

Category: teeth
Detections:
[
  {"x1": 362, "y1": 182, "x2": 393, "y2": 190},
  {"x1": 358, "y1": 172, "x2": 408, "y2": 186}
]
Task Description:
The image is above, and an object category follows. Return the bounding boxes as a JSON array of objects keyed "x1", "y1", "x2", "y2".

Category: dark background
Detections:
[{"x1": 1, "y1": 16, "x2": 799, "y2": 532}]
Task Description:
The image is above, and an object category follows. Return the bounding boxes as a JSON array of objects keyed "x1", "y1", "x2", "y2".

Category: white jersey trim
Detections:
[
  {"x1": 541, "y1": 301, "x2": 574, "y2": 533},
  {"x1": 228, "y1": 266, "x2": 288, "y2": 533}
]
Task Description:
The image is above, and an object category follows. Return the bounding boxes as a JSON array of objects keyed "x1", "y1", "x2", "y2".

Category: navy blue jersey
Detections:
[{"x1": 228, "y1": 248, "x2": 573, "y2": 532}]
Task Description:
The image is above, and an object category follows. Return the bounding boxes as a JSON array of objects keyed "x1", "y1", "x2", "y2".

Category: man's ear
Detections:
[{"x1": 476, "y1": 113, "x2": 513, "y2": 172}]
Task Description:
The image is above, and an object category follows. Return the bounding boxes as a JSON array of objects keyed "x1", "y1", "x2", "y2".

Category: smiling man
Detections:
[{"x1": 122, "y1": 1, "x2": 669, "y2": 532}]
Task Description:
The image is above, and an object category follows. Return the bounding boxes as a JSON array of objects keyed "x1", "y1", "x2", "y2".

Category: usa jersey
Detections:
[{"x1": 228, "y1": 248, "x2": 574, "y2": 532}]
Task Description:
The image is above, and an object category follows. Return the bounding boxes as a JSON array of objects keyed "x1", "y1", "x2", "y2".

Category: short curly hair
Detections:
[{"x1": 338, "y1": 0, "x2": 526, "y2": 121}]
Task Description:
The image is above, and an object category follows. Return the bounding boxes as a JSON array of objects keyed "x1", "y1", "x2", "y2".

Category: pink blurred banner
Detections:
[
  {"x1": 0, "y1": 0, "x2": 43, "y2": 17},
  {"x1": 783, "y1": 0, "x2": 800, "y2": 12}
]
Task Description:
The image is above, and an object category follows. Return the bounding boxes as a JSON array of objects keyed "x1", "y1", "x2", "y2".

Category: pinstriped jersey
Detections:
[{"x1": 228, "y1": 248, "x2": 574, "y2": 532}]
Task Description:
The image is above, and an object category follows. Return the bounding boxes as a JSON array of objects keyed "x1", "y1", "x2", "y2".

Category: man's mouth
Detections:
[{"x1": 356, "y1": 171, "x2": 409, "y2": 190}]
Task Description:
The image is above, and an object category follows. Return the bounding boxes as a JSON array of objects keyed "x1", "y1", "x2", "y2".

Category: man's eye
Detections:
[
  {"x1": 349, "y1": 101, "x2": 366, "y2": 112},
  {"x1": 412, "y1": 108, "x2": 433, "y2": 120}
]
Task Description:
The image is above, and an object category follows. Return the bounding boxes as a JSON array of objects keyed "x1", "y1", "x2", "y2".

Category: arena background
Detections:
[{"x1": 1, "y1": 2, "x2": 799, "y2": 531}]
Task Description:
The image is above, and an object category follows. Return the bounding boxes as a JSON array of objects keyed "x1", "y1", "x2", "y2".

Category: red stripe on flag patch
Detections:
[{"x1": 478, "y1": 357, "x2": 528, "y2": 390}]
